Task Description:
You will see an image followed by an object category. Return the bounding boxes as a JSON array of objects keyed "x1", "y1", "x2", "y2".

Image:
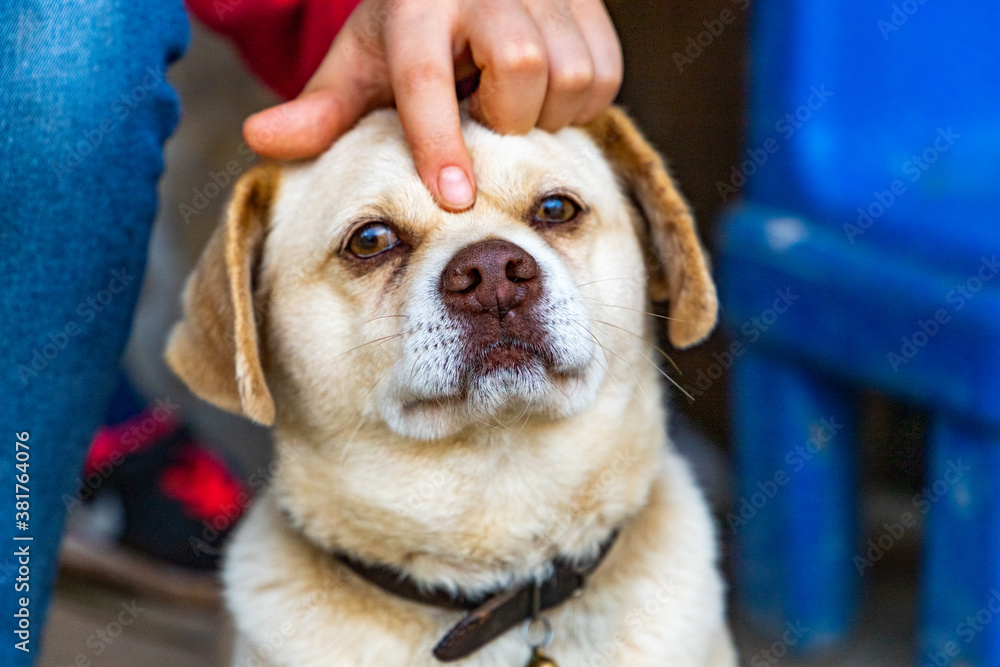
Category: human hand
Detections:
[{"x1": 242, "y1": 0, "x2": 623, "y2": 211}]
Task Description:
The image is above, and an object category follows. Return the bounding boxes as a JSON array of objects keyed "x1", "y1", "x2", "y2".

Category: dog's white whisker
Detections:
[
  {"x1": 574, "y1": 276, "x2": 637, "y2": 289},
  {"x1": 630, "y1": 345, "x2": 695, "y2": 402},
  {"x1": 341, "y1": 357, "x2": 407, "y2": 450},
  {"x1": 577, "y1": 296, "x2": 693, "y2": 324},
  {"x1": 551, "y1": 380, "x2": 573, "y2": 404},
  {"x1": 592, "y1": 318, "x2": 683, "y2": 376},
  {"x1": 360, "y1": 358, "x2": 400, "y2": 404},
  {"x1": 362, "y1": 314, "x2": 410, "y2": 325},
  {"x1": 589, "y1": 320, "x2": 690, "y2": 400},
  {"x1": 568, "y1": 320, "x2": 624, "y2": 393},
  {"x1": 467, "y1": 404, "x2": 503, "y2": 431},
  {"x1": 568, "y1": 320, "x2": 615, "y2": 378},
  {"x1": 584, "y1": 321, "x2": 650, "y2": 403},
  {"x1": 509, "y1": 395, "x2": 537, "y2": 439},
  {"x1": 405, "y1": 350, "x2": 423, "y2": 387},
  {"x1": 330, "y1": 333, "x2": 406, "y2": 362}
]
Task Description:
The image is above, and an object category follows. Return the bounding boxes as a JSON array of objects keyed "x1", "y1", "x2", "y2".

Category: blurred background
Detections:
[{"x1": 39, "y1": 1, "x2": 999, "y2": 665}]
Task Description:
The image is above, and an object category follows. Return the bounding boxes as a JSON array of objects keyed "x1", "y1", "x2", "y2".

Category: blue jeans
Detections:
[{"x1": 0, "y1": 1, "x2": 189, "y2": 663}]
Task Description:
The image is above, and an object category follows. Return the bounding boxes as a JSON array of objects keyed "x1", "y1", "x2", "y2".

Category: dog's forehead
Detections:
[
  {"x1": 266, "y1": 110, "x2": 621, "y2": 270},
  {"x1": 280, "y1": 110, "x2": 612, "y2": 213}
]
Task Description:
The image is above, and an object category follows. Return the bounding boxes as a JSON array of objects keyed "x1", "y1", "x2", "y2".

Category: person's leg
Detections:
[{"x1": 0, "y1": 1, "x2": 188, "y2": 662}]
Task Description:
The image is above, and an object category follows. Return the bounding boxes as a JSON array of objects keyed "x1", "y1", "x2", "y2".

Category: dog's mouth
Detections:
[
  {"x1": 385, "y1": 299, "x2": 598, "y2": 437},
  {"x1": 467, "y1": 337, "x2": 552, "y2": 377},
  {"x1": 398, "y1": 336, "x2": 575, "y2": 416}
]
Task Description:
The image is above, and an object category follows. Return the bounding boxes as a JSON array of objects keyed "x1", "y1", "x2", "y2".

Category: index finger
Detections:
[{"x1": 385, "y1": 9, "x2": 476, "y2": 212}]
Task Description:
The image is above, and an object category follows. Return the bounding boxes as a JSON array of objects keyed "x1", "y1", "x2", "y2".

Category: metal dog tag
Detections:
[
  {"x1": 524, "y1": 581, "x2": 557, "y2": 667},
  {"x1": 526, "y1": 646, "x2": 558, "y2": 667}
]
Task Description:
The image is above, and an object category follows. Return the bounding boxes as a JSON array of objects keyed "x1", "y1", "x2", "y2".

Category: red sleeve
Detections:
[{"x1": 184, "y1": 0, "x2": 363, "y2": 100}]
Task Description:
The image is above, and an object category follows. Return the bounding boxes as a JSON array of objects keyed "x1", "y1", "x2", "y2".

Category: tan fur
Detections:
[
  {"x1": 167, "y1": 107, "x2": 735, "y2": 666},
  {"x1": 165, "y1": 164, "x2": 280, "y2": 425},
  {"x1": 585, "y1": 107, "x2": 718, "y2": 348}
]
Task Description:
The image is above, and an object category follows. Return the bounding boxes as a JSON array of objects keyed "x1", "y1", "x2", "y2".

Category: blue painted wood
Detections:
[
  {"x1": 743, "y1": 0, "x2": 1000, "y2": 272},
  {"x1": 919, "y1": 417, "x2": 1000, "y2": 666},
  {"x1": 718, "y1": 205, "x2": 1000, "y2": 427},
  {"x1": 726, "y1": 1, "x2": 1000, "y2": 661},
  {"x1": 731, "y1": 348, "x2": 858, "y2": 651},
  {"x1": 719, "y1": 205, "x2": 1000, "y2": 662}
]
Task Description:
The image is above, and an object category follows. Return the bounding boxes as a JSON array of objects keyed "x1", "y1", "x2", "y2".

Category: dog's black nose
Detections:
[{"x1": 441, "y1": 239, "x2": 540, "y2": 320}]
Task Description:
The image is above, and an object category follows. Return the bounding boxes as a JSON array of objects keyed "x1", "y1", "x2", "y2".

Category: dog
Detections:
[{"x1": 166, "y1": 106, "x2": 736, "y2": 666}]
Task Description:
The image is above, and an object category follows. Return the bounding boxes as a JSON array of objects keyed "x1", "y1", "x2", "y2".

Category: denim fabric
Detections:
[{"x1": 0, "y1": 1, "x2": 189, "y2": 663}]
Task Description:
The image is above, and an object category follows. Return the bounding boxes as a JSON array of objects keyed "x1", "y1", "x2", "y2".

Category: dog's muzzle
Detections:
[{"x1": 440, "y1": 239, "x2": 553, "y2": 373}]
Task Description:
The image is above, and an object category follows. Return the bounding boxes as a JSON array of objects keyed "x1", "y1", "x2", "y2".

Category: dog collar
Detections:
[{"x1": 335, "y1": 530, "x2": 619, "y2": 662}]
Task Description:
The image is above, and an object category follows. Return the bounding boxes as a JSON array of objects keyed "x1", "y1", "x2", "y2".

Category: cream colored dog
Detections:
[{"x1": 166, "y1": 107, "x2": 736, "y2": 666}]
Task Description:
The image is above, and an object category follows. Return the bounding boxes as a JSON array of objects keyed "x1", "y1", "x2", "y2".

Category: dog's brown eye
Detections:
[
  {"x1": 347, "y1": 222, "x2": 400, "y2": 258},
  {"x1": 533, "y1": 195, "x2": 580, "y2": 226}
]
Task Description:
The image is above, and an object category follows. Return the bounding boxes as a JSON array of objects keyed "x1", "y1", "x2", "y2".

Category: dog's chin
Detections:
[{"x1": 379, "y1": 352, "x2": 599, "y2": 441}]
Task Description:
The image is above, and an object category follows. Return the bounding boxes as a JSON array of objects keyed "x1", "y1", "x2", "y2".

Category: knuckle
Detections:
[
  {"x1": 592, "y1": 65, "x2": 623, "y2": 100},
  {"x1": 541, "y1": 0, "x2": 575, "y2": 25},
  {"x1": 550, "y1": 61, "x2": 594, "y2": 94},
  {"x1": 398, "y1": 60, "x2": 450, "y2": 95},
  {"x1": 490, "y1": 39, "x2": 547, "y2": 77}
]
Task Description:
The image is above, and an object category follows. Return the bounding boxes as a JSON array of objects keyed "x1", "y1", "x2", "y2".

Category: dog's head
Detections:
[{"x1": 166, "y1": 108, "x2": 716, "y2": 443}]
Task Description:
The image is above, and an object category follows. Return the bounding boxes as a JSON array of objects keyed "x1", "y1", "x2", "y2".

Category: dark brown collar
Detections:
[{"x1": 335, "y1": 530, "x2": 619, "y2": 662}]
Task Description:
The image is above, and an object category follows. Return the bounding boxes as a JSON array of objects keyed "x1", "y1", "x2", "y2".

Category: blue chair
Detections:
[{"x1": 716, "y1": 1, "x2": 1000, "y2": 663}]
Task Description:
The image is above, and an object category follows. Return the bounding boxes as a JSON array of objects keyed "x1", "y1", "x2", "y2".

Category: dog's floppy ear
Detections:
[
  {"x1": 585, "y1": 107, "x2": 718, "y2": 348},
  {"x1": 165, "y1": 165, "x2": 279, "y2": 425}
]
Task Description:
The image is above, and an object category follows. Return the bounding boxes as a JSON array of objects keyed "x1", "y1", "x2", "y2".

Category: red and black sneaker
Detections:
[{"x1": 77, "y1": 402, "x2": 251, "y2": 571}]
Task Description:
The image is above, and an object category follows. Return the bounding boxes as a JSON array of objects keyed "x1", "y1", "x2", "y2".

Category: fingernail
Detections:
[{"x1": 438, "y1": 166, "x2": 474, "y2": 209}]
